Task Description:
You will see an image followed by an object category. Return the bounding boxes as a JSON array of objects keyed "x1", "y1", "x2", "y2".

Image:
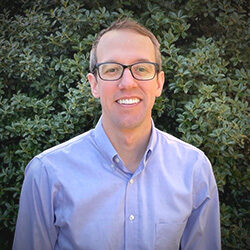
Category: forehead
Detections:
[{"x1": 96, "y1": 29, "x2": 156, "y2": 63}]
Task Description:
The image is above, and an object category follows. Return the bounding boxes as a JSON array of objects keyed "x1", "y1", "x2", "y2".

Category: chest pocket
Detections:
[{"x1": 154, "y1": 221, "x2": 186, "y2": 250}]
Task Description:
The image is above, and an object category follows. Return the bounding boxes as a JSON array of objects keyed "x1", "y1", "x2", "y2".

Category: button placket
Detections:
[{"x1": 124, "y1": 174, "x2": 138, "y2": 249}]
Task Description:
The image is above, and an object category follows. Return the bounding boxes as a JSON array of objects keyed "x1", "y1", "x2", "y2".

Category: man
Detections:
[{"x1": 13, "y1": 18, "x2": 221, "y2": 250}]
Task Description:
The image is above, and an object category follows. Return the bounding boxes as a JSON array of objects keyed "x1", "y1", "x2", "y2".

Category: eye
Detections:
[
  {"x1": 101, "y1": 64, "x2": 121, "y2": 75},
  {"x1": 106, "y1": 67, "x2": 118, "y2": 73},
  {"x1": 137, "y1": 66, "x2": 147, "y2": 72},
  {"x1": 134, "y1": 64, "x2": 151, "y2": 73}
]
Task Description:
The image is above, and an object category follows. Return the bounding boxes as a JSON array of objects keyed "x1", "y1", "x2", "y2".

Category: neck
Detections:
[{"x1": 102, "y1": 120, "x2": 152, "y2": 173}]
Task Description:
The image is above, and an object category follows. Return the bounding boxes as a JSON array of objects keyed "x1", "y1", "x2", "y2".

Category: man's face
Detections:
[{"x1": 88, "y1": 29, "x2": 164, "y2": 132}]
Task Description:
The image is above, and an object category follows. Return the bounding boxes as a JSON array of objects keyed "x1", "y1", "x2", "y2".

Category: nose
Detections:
[{"x1": 118, "y1": 68, "x2": 138, "y2": 89}]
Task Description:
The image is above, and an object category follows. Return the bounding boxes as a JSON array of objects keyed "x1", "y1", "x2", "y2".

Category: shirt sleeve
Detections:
[
  {"x1": 13, "y1": 157, "x2": 58, "y2": 250},
  {"x1": 180, "y1": 154, "x2": 221, "y2": 250}
]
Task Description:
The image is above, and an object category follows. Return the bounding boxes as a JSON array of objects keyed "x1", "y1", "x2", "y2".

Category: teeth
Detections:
[{"x1": 117, "y1": 98, "x2": 140, "y2": 105}]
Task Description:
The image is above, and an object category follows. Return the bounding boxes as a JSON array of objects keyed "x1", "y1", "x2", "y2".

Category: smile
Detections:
[{"x1": 117, "y1": 98, "x2": 141, "y2": 105}]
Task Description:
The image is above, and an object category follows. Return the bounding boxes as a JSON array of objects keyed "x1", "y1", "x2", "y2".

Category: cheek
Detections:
[
  {"x1": 146, "y1": 88, "x2": 159, "y2": 109},
  {"x1": 99, "y1": 85, "x2": 116, "y2": 103},
  {"x1": 144, "y1": 85, "x2": 158, "y2": 100}
]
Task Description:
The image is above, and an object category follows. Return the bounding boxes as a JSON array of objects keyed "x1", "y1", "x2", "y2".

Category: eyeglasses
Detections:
[{"x1": 93, "y1": 62, "x2": 159, "y2": 81}]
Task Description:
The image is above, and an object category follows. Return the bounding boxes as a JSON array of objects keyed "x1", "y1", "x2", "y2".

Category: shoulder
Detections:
[
  {"x1": 38, "y1": 129, "x2": 94, "y2": 160},
  {"x1": 154, "y1": 127, "x2": 213, "y2": 176},
  {"x1": 155, "y1": 128, "x2": 204, "y2": 156},
  {"x1": 25, "y1": 129, "x2": 95, "y2": 174}
]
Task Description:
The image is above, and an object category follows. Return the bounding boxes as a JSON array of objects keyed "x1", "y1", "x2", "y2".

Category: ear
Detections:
[
  {"x1": 87, "y1": 73, "x2": 100, "y2": 98},
  {"x1": 155, "y1": 71, "x2": 165, "y2": 97}
]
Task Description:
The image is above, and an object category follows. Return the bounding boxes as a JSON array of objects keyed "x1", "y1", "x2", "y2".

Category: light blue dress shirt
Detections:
[{"x1": 13, "y1": 117, "x2": 221, "y2": 250}]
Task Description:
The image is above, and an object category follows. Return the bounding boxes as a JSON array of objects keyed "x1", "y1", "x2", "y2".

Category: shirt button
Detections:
[
  {"x1": 129, "y1": 214, "x2": 135, "y2": 221},
  {"x1": 115, "y1": 157, "x2": 120, "y2": 163},
  {"x1": 129, "y1": 179, "x2": 134, "y2": 184},
  {"x1": 110, "y1": 164, "x2": 114, "y2": 168}
]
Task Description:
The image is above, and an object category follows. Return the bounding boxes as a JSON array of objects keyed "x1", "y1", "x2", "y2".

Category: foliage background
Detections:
[{"x1": 0, "y1": 0, "x2": 249, "y2": 249}]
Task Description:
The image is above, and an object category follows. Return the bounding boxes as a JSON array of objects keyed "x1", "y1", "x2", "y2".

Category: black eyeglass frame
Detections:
[{"x1": 93, "y1": 62, "x2": 160, "y2": 81}]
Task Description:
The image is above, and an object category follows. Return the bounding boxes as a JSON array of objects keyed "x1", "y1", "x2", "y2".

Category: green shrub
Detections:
[{"x1": 0, "y1": 0, "x2": 249, "y2": 249}]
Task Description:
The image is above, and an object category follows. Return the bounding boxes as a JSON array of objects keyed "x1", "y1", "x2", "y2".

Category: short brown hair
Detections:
[{"x1": 89, "y1": 18, "x2": 162, "y2": 73}]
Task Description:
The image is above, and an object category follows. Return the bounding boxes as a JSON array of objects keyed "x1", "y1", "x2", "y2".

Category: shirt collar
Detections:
[
  {"x1": 93, "y1": 117, "x2": 118, "y2": 163},
  {"x1": 140, "y1": 119, "x2": 157, "y2": 165}
]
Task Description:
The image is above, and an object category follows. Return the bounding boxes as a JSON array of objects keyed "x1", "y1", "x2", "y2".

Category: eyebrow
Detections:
[{"x1": 99, "y1": 59, "x2": 155, "y2": 64}]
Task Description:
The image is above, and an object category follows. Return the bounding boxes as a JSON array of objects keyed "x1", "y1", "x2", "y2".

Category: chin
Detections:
[{"x1": 115, "y1": 117, "x2": 147, "y2": 131}]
